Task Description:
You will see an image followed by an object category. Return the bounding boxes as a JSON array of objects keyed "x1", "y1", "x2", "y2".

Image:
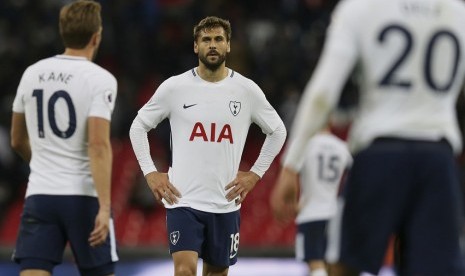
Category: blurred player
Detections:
[
  {"x1": 271, "y1": 125, "x2": 352, "y2": 276},
  {"x1": 10, "y1": 1, "x2": 118, "y2": 275},
  {"x1": 129, "y1": 16, "x2": 286, "y2": 276},
  {"x1": 272, "y1": 0, "x2": 465, "y2": 275}
]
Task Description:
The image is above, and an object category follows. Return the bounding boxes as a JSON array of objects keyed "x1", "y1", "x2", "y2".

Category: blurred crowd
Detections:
[{"x1": 0, "y1": 0, "x2": 351, "y2": 133}]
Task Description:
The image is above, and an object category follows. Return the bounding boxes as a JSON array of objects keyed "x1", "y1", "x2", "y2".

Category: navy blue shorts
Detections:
[
  {"x1": 295, "y1": 220, "x2": 328, "y2": 262},
  {"x1": 166, "y1": 207, "x2": 240, "y2": 267},
  {"x1": 13, "y1": 195, "x2": 118, "y2": 276},
  {"x1": 339, "y1": 138, "x2": 465, "y2": 275}
]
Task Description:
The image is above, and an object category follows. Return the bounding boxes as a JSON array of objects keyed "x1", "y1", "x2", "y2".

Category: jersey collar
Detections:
[{"x1": 54, "y1": 55, "x2": 88, "y2": 61}]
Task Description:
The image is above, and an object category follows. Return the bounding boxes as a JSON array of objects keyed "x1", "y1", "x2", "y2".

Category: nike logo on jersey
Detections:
[{"x1": 183, "y1": 103, "x2": 197, "y2": 109}]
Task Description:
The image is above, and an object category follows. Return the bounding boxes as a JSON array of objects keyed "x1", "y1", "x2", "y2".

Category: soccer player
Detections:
[
  {"x1": 272, "y1": 0, "x2": 465, "y2": 275},
  {"x1": 129, "y1": 16, "x2": 286, "y2": 276},
  {"x1": 10, "y1": 1, "x2": 118, "y2": 275},
  {"x1": 271, "y1": 125, "x2": 352, "y2": 276}
]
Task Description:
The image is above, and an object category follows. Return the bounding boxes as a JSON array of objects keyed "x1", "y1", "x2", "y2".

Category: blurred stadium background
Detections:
[{"x1": 0, "y1": 0, "x2": 463, "y2": 275}]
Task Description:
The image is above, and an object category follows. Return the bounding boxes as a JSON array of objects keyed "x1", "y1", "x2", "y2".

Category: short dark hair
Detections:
[
  {"x1": 59, "y1": 0, "x2": 102, "y2": 49},
  {"x1": 193, "y1": 16, "x2": 231, "y2": 42}
]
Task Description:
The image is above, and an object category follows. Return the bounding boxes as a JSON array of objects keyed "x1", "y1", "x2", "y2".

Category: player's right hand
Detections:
[
  {"x1": 145, "y1": 171, "x2": 181, "y2": 205},
  {"x1": 89, "y1": 209, "x2": 110, "y2": 247}
]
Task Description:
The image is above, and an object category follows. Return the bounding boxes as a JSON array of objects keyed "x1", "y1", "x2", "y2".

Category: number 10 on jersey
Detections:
[{"x1": 32, "y1": 89, "x2": 77, "y2": 139}]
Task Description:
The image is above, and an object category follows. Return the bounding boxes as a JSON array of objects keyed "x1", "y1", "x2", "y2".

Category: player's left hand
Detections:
[
  {"x1": 225, "y1": 171, "x2": 260, "y2": 205},
  {"x1": 88, "y1": 209, "x2": 110, "y2": 247},
  {"x1": 270, "y1": 166, "x2": 299, "y2": 225}
]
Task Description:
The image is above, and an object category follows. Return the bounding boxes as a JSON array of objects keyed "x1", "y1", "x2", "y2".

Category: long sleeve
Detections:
[
  {"x1": 129, "y1": 117, "x2": 157, "y2": 176},
  {"x1": 282, "y1": 1, "x2": 359, "y2": 171},
  {"x1": 250, "y1": 121, "x2": 287, "y2": 178}
]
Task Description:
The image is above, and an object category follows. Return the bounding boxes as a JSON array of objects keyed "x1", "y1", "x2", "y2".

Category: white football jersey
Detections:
[
  {"x1": 284, "y1": 0, "x2": 465, "y2": 169},
  {"x1": 12, "y1": 55, "x2": 117, "y2": 197},
  {"x1": 134, "y1": 68, "x2": 284, "y2": 213},
  {"x1": 343, "y1": 0, "x2": 465, "y2": 153},
  {"x1": 296, "y1": 133, "x2": 352, "y2": 223}
]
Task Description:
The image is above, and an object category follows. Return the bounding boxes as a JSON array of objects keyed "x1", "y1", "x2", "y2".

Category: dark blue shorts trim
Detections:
[
  {"x1": 18, "y1": 258, "x2": 54, "y2": 273},
  {"x1": 79, "y1": 262, "x2": 115, "y2": 276}
]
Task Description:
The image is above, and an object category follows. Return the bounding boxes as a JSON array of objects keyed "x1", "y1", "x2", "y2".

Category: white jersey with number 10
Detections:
[{"x1": 12, "y1": 55, "x2": 117, "y2": 197}]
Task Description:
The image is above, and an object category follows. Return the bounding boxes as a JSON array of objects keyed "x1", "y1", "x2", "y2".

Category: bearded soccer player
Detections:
[
  {"x1": 10, "y1": 1, "x2": 118, "y2": 275},
  {"x1": 130, "y1": 16, "x2": 286, "y2": 276}
]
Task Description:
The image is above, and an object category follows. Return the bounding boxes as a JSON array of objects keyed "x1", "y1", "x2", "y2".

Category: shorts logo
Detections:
[
  {"x1": 229, "y1": 101, "x2": 241, "y2": 116},
  {"x1": 170, "y1": 231, "x2": 180, "y2": 245}
]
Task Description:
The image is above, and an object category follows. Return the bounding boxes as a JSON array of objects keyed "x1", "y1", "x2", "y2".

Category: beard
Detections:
[{"x1": 199, "y1": 52, "x2": 227, "y2": 71}]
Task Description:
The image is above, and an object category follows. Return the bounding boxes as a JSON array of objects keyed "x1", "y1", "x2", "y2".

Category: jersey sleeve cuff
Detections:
[
  {"x1": 250, "y1": 167, "x2": 264, "y2": 179},
  {"x1": 141, "y1": 165, "x2": 157, "y2": 177}
]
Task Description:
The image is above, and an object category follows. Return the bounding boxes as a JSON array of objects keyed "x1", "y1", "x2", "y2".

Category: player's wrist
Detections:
[
  {"x1": 249, "y1": 167, "x2": 264, "y2": 179},
  {"x1": 98, "y1": 203, "x2": 111, "y2": 213},
  {"x1": 282, "y1": 166, "x2": 298, "y2": 175},
  {"x1": 250, "y1": 171, "x2": 261, "y2": 181}
]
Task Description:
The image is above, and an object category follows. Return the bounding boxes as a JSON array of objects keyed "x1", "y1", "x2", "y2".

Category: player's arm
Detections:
[
  {"x1": 272, "y1": 60, "x2": 347, "y2": 223},
  {"x1": 282, "y1": 0, "x2": 358, "y2": 171},
  {"x1": 250, "y1": 120, "x2": 287, "y2": 178},
  {"x1": 129, "y1": 117, "x2": 181, "y2": 205},
  {"x1": 129, "y1": 79, "x2": 181, "y2": 205},
  {"x1": 274, "y1": 2, "x2": 359, "y2": 222},
  {"x1": 87, "y1": 116, "x2": 112, "y2": 247},
  {"x1": 10, "y1": 112, "x2": 31, "y2": 162}
]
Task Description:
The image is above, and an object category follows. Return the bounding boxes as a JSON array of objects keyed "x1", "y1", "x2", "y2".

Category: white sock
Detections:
[{"x1": 310, "y1": 268, "x2": 328, "y2": 276}]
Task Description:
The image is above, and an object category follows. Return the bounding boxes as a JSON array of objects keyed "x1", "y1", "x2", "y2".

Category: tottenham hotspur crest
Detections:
[
  {"x1": 170, "y1": 231, "x2": 180, "y2": 245},
  {"x1": 229, "y1": 101, "x2": 241, "y2": 116}
]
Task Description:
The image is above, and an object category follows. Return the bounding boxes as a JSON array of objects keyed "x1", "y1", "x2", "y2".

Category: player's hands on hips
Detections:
[
  {"x1": 270, "y1": 166, "x2": 298, "y2": 224},
  {"x1": 145, "y1": 171, "x2": 181, "y2": 205},
  {"x1": 225, "y1": 171, "x2": 260, "y2": 205},
  {"x1": 89, "y1": 209, "x2": 110, "y2": 247}
]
